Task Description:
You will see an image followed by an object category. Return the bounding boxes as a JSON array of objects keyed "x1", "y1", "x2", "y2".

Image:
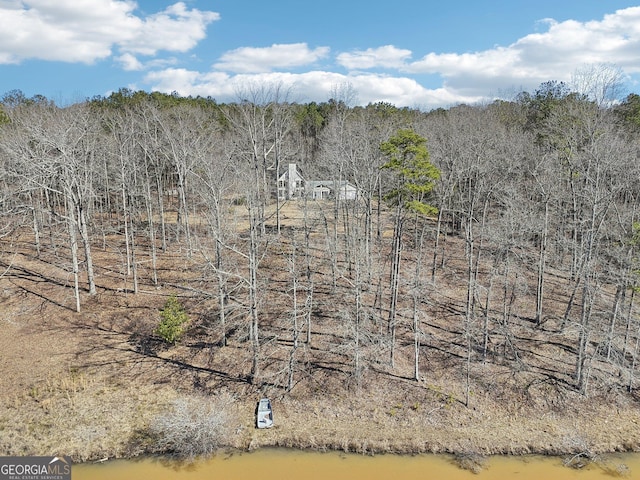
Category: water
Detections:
[{"x1": 74, "y1": 449, "x2": 640, "y2": 479}]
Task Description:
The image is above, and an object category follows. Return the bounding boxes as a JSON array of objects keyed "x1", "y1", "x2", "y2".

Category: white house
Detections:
[
  {"x1": 277, "y1": 163, "x2": 358, "y2": 201},
  {"x1": 277, "y1": 163, "x2": 305, "y2": 200}
]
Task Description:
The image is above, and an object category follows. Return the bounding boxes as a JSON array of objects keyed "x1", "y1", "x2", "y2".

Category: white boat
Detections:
[{"x1": 256, "y1": 398, "x2": 273, "y2": 429}]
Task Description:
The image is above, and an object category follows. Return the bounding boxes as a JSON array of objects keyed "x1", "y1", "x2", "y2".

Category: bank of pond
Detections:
[{"x1": 75, "y1": 448, "x2": 640, "y2": 479}]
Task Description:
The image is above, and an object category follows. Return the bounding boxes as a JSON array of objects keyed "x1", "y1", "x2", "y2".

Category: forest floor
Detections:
[{"x1": 1, "y1": 201, "x2": 640, "y2": 463}]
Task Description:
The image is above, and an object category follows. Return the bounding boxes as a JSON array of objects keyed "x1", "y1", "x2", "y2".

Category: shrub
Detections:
[
  {"x1": 155, "y1": 295, "x2": 189, "y2": 344},
  {"x1": 150, "y1": 394, "x2": 233, "y2": 458}
]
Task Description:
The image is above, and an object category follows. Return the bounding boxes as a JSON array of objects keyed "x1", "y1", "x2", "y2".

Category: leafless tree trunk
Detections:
[
  {"x1": 66, "y1": 198, "x2": 81, "y2": 313},
  {"x1": 536, "y1": 199, "x2": 549, "y2": 326},
  {"x1": 388, "y1": 202, "x2": 403, "y2": 368},
  {"x1": 412, "y1": 218, "x2": 429, "y2": 381},
  {"x1": 248, "y1": 197, "x2": 261, "y2": 385},
  {"x1": 286, "y1": 235, "x2": 300, "y2": 392}
]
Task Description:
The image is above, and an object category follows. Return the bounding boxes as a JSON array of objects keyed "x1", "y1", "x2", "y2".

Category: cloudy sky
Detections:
[{"x1": 1, "y1": 0, "x2": 640, "y2": 109}]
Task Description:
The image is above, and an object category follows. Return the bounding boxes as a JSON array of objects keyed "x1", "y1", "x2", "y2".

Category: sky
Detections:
[{"x1": 1, "y1": 0, "x2": 640, "y2": 109}]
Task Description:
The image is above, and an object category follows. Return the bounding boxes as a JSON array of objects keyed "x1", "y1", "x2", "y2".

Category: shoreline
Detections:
[
  {"x1": 1, "y1": 337, "x2": 639, "y2": 463},
  {"x1": 235, "y1": 398, "x2": 640, "y2": 459},
  {"x1": 79, "y1": 392, "x2": 640, "y2": 461},
  {"x1": 2, "y1": 372, "x2": 640, "y2": 463},
  {"x1": 0, "y1": 368, "x2": 640, "y2": 462}
]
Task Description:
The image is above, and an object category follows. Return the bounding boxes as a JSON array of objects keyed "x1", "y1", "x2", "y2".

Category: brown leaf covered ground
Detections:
[{"x1": 1, "y1": 201, "x2": 639, "y2": 462}]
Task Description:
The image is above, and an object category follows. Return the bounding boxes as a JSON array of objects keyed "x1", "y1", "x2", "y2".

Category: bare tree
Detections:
[{"x1": 2, "y1": 101, "x2": 100, "y2": 311}]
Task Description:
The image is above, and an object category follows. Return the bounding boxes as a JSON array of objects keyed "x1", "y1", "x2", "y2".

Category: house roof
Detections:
[{"x1": 277, "y1": 164, "x2": 305, "y2": 182}]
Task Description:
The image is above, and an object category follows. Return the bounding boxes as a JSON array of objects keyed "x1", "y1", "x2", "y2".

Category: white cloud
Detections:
[
  {"x1": 213, "y1": 43, "x2": 330, "y2": 73},
  {"x1": 405, "y1": 6, "x2": 640, "y2": 97},
  {"x1": 116, "y1": 53, "x2": 143, "y2": 71},
  {"x1": 337, "y1": 45, "x2": 412, "y2": 70},
  {"x1": 145, "y1": 68, "x2": 236, "y2": 99},
  {"x1": 116, "y1": 53, "x2": 179, "y2": 72},
  {"x1": 6, "y1": 1, "x2": 640, "y2": 110},
  {"x1": 144, "y1": 68, "x2": 481, "y2": 108},
  {"x1": 120, "y1": 2, "x2": 219, "y2": 56},
  {"x1": 141, "y1": 6, "x2": 640, "y2": 109},
  {"x1": 0, "y1": 1, "x2": 219, "y2": 64}
]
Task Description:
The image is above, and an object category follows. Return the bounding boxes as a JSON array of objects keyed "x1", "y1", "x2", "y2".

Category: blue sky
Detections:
[{"x1": 1, "y1": 1, "x2": 640, "y2": 109}]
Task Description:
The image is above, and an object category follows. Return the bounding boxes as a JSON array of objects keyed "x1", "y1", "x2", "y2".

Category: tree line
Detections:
[{"x1": 1, "y1": 70, "x2": 640, "y2": 400}]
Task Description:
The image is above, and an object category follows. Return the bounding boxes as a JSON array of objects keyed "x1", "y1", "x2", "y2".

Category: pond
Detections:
[{"x1": 74, "y1": 448, "x2": 640, "y2": 480}]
